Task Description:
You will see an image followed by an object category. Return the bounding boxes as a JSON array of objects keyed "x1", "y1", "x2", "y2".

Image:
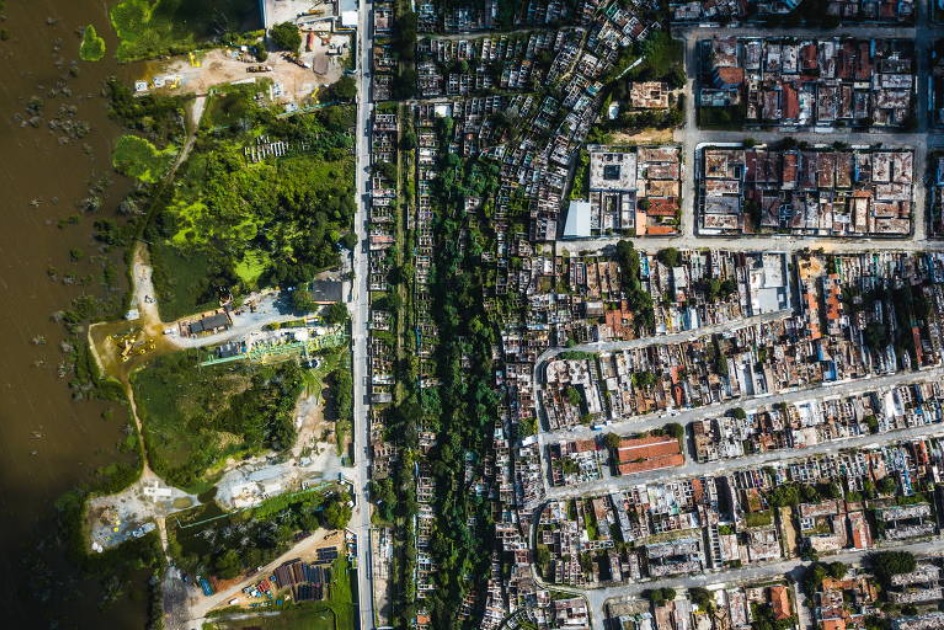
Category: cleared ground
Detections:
[
  {"x1": 87, "y1": 469, "x2": 198, "y2": 551},
  {"x1": 141, "y1": 42, "x2": 349, "y2": 103}
]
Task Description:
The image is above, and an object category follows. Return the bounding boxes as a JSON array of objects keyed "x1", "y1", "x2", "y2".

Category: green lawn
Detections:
[
  {"x1": 745, "y1": 510, "x2": 774, "y2": 528},
  {"x1": 697, "y1": 104, "x2": 747, "y2": 130},
  {"x1": 109, "y1": 0, "x2": 260, "y2": 61}
]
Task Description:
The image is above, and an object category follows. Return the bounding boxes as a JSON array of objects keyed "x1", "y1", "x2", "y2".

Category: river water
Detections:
[{"x1": 0, "y1": 0, "x2": 147, "y2": 626}]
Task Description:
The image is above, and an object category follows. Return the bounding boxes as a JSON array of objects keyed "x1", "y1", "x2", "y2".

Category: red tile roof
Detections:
[
  {"x1": 714, "y1": 66, "x2": 745, "y2": 88},
  {"x1": 616, "y1": 435, "x2": 682, "y2": 462},
  {"x1": 646, "y1": 198, "x2": 680, "y2": 216},
  {"x1": 783, "y1": 83, "x2": 799, "y2": 120},
  {"x1": 618, "y1": 453, "x2": 684, "y2": 475},
  {"x1": 770, "y1": 586, "x2": 791, "y2": 620}
]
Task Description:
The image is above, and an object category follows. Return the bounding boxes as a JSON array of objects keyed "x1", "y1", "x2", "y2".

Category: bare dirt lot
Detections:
[
  {"x1": 87, "y1": 469, "x2": 198, "y2": 552},
  {"x1": 608, "y1": 127, "x2": 676, "y2": 145},
  {"x1": 141, "y1": 42, "x2": 349, "y2": 103},
  {"x1": 214, "y1": 384, "x2": 343, "y2": 511}
]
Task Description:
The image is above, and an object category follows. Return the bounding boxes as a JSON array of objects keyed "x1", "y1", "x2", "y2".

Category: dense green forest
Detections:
[
  {"x1": 146, "y1": 84, "x2": 356, "y2": 319},
  {"x1": 414, "y1": 116, "x2": 501, "y2": 628}
]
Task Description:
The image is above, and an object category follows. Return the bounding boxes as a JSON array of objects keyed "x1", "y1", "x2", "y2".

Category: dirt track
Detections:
[{"x1": 172, "y1": 529, "x2": 347, "y2": 629}]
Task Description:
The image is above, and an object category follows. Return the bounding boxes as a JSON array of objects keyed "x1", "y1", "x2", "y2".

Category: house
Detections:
[
  {"x1": 188, "y1": 311, "x2": 232, "y2": 336},
  {"x1": 712, "y1": 66, "x2": 744, "y2": 89},
  {"x1": 769, "y1": 585, "x2": 791, "y2": 620},
  {"x1": 629, "y1": 81, "x2": 670, "y2": 109}
]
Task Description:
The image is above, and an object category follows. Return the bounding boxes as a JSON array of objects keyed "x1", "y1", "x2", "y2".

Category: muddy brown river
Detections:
[{"x1": 0, "y1": 0, "x2": 148, "y2": 625}]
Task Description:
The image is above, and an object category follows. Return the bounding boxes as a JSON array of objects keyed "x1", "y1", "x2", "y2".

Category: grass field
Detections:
[
  {"x1": 212, "y1": 605, "x2": 336, "y2": 629},
  {"x1": 132, "y1": 350, "x2": 252, "y2": 489},
  {"x1": 148, "y1": 240, "x2": 217, "y2": 321},
  {"x1": 112, "y1": 134, "x2": 177, "y2": 184},
  {"x1": 133, "y1": 349, "x2": 305, "y2": 490},
  {"x1": 109, "y1": 0, "x2": 260, "y2": 61},
  {"x1": 168, "y1": 502, "x2": 228, "y2": 561}
]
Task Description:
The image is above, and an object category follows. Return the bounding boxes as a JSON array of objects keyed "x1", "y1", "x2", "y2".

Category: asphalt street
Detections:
[{"x1": 350, "y1": 0, "x2": 376, "y2": 627}]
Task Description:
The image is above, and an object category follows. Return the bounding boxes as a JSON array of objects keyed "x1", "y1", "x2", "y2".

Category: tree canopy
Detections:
[
  {"x1": 147, "y1": 95, "x2": 356, "y2": 314},
  {"x1": 644, "y1": 587, "x2": 677, "y2": 605},
  {"x1": 323, "y1": 497, "x2": 352, "y2": 530},
  {"x1": 269, "y1": 22, "x2": 301, "y2": 52},
  {"x1": 657, "y1": 247, "x2": 681, "y2": 268},
  {"x1": 331, "y1": 75, "x2": 357, "y2": 102},
  {"x1": 869, "y1": 551, "x2": 917, "y2": 582},
  {"x1": 324, "y1": 301, "x2": 350, "y2": 326},
  {"x1": 292, "y1": 289, "x2": 318, "y2": 314},
  {"x1": 615, "y1": 240, "x2": 654, "y2": 333},
  {"x1": 79, "y1": 24, "x2": 107, "y2": 61}
]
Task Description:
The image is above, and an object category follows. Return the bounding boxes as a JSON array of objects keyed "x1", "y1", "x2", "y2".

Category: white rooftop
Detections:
[
  {"x1": 341, "y1": 10, "x2": 358, "y2": 28},
  {"x1": 563, "y1": 200, "x2": 592, "y2": 239}
]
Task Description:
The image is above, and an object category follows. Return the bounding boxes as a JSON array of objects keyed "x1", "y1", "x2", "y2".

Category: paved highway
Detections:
[{"x1": 350, "y1": 0, "x2": 376, "y2": 627}]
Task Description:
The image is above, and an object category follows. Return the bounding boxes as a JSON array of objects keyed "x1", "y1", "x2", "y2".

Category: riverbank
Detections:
[{"x1": 88, "y1": 242, "x2": 303, "y2": 385}]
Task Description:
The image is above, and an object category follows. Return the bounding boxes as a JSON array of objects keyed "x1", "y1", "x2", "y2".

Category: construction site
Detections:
[{"x1": 133, "y1": 0, "x2": 355, "y2": 104}]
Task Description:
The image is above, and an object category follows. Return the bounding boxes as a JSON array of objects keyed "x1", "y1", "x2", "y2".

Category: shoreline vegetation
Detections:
[
  {"x1": 51, "y1": 8, "x2": 358, "y2": 625},
  {"x1": 79, "y1": 24, "x2": 106, "y2": 62},
  {"x1": 109, "y1": 0, "x2": 260, "y2": 62},
  {"x1": 112, "y1": 135, "x2": 178, "y2": 184}
]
